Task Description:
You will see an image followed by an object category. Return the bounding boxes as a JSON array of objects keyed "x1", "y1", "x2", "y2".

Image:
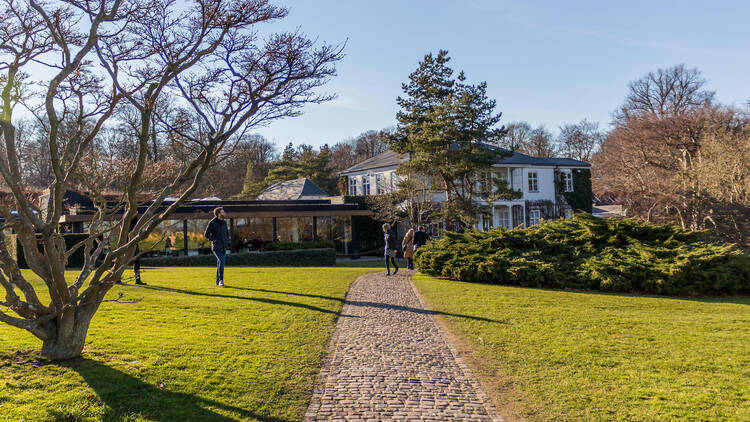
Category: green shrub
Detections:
[
  {"x1": 414, "y1": 214, "x2": 750, "y2": 296},
  {"x1": 264, "y1": 240, "x2": 335, "y2": 251},
  {"x1": 141, "y1": 248, "x2": 336, "y2": 267}
]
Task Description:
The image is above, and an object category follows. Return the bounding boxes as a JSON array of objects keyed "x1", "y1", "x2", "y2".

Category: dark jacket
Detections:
[
  {"x1": 413, "y1": 231, "x2": 431, "y2": 248},
  {"x1": 384, "y1": 230, "x2": 397, "y2": 251},
  {"x1": 204, "y1": 217, "x2": 229, "y2": 252}
]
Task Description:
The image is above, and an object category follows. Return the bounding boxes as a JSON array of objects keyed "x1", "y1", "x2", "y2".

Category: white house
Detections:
[{"x1": 340, "y1": 149, "x2": 591, "y2": 230}]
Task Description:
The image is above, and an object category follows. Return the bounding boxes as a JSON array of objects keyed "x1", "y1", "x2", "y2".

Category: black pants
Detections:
[
  {"x1": 385, "y1": 256, "x2": 398, "y2": 274},
  {"x1": 407, "y1": 258, "x2": 413, "y2": 270}
]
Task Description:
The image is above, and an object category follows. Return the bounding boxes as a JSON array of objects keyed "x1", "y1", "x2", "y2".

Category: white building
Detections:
[{"x1": 340, "y1": 149, "x2": 591, "y2": 230}]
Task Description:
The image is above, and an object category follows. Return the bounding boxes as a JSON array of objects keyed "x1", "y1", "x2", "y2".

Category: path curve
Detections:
[{"x1": 305, "y1": 270, "x2": 502, "y2": 421}]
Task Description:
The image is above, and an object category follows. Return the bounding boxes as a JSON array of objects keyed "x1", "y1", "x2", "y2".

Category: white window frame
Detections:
[
  {"x1": 348, "y1": 176, "x2": 357, "y2": 196},
  {"x1": 376, "y1": 173, "x2": 386, "y2": 194},
  {"x1": 562, "y1": 171, "x2": 574, "y2": 192},
  {"x1": 390, "y1": 172, "x2": 398, "y2": 191},
  {"x1": 362, "y1": 175, "x2": 371, "y2": 196},
  {"x1": 529, "y1": 209, "x2": 541, "y2": 226},
  {"x1": 528, "y1": 171, "x2": 539, "y2": 193},
  {"x1": 497, "y1": 206, "x2": 511, "y2": 229}
]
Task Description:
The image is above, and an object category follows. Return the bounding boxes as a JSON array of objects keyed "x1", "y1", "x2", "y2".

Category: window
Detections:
[
  {"x1": 512, "y1": 205, "x2": 524, "y2": 227},
  {"x1": 529, "y1": 209, "x2": 541, "y2": 226},
  {"x1": 390, "y1": 172, "x2": 398, "y2": 191},
  {"x1": 376, "y1": 173, "x2": 386, "y2": 194},
  {"x1": 528, "y1": 171, "x2": 539, "y2": 192},
  {"x1": 362, "y1": 175, "x2": 371, "y2": 195},
  {"x1": 482, "y1": 215, "x2": 491, "y2": 231},
  {"x1": 561, "y1": 171, "x2": 573, "y2": 192},
  {"x1": 496, "y1": 206, "x2": 510, "y2": 229},
  {"x1": 348, "y1": 177, "x2": 357, "y2": 196}
]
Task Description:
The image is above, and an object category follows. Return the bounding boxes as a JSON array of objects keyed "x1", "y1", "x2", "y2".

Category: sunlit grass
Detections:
[
  {"x1": 413, "y1": 274, "x2": 750, "y2": 421},
  {"x1": 0, "y1": 267, "x2": 374, "y2": 421}
]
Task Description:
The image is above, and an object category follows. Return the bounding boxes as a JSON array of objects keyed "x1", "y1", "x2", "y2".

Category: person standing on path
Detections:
[
  {"x1": 413, "y1": 225, "x2": 431, "y2": 251},
  {"x1": 402, "y1": 227, "x2": 415, "y2": 270},
  {"x1": 204, "y1": 207, "x2": 229, "y2": 287},
  {"x1": 382, "y1": 223, "x2": 399, "y2": 276}
]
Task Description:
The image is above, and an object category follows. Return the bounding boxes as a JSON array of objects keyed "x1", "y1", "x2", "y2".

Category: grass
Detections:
[
  {"x1": 413, "y1": 274, "x2": 750, "y2": 421},
  {"x1": 0, "y1": 266, "x2": 375, "y2": 421}
]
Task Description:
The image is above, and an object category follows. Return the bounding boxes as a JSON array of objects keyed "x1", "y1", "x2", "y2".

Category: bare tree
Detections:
[
  {"x1": 523, "y1": 125, "x2": 557, "y2": 158},
  {"x1": 557, "y1": 119, "x2": 604, "y2": 162},
  {"x1": 495, "y1": 120, "x2": 531, "y2": 151},
  {"x1": 0, "y1": 0, "x2": 342, "y2": 359}
]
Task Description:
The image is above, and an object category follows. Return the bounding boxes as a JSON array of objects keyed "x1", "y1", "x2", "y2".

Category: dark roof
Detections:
[
  {"x1": 340, "y1": 148, "x2": 589, "y2": 174},
  {"x1": 339, "y1": 150, "x2": 409, "y2": 175},
  {"x1": 256, "y1": 178, "x2": 329, "y2": 200}
]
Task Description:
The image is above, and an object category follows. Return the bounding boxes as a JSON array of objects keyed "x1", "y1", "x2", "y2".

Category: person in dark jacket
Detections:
[
  {"x1": 204, "y1": 207, "x2": 229, "y2": 286},
  {"x1": 413, "y1": 225, "x2": 431, "y2": 250},
  {"x1": 382, "y1": 223, "x2": 398, "y2": 276}
]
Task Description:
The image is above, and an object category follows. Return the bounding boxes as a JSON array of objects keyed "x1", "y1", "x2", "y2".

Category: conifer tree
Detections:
[{"x1": 389, "y1": 50, "x2": 515, "y2": 227}]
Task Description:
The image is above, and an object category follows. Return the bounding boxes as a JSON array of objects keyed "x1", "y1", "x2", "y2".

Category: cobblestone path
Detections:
[{"x1": 305, "y1": 271, "x2": 502, "y2": 421}]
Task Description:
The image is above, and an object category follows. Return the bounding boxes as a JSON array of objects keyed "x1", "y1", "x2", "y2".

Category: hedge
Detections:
[
  {"x1": 141, "y1": 248, "x2": 336, "y2": 267},
  {"x1": 264, "y1": 240, "x2": 335, "y2": 251},
  {"x1": 415, "y1": 213, "x2": 750, "y2": 296}
]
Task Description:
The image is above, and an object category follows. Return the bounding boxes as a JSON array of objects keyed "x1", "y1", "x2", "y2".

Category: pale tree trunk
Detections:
[{"x1": 40, "y1": 300, "x2": 101, "y2": 360}]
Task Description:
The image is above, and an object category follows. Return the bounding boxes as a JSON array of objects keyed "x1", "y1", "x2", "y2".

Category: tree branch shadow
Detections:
[
  {"x1": 60, "y1": 357, "x2": 291, "y2": 422},
  {"x1": 140, "y1": 285, "x2": 359, "y2": 317}
]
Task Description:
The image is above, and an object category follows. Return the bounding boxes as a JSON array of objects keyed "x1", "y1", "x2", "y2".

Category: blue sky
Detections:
[{"x1": 253, "y1": 0, "x2": 750, "y2": 148}]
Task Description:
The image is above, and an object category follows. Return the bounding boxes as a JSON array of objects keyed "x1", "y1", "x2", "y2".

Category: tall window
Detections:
[
  {"x1": 529, "y1": 209, "x2": 541, "y2": 226},
  {"x1": 390, "y1": 172, "x2": 398, "y2": 191},
  {"x1": 348, "y1": 176, "x2": 357, "y2": 196},
  {"x1": 528, "y1": 171, "x2": 539, "y2": 192},
  {"x1": 362, "y1": 175, "x2": 371, "y2": 195},
  {"x1": 561, "y1": 171, "x2": 573, "y2": 192},
  {"x1": 482, "y1": 215, "x2": 491, "y2": 231},
  {"x1": 376, "y1": 173, "x2": 386, "y2": 194},
  {"x1": 497, "y1": 206, "x2": 510, "y2": 229}
]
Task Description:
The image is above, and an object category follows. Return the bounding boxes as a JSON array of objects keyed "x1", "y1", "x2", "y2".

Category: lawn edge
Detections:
[{"x1": 407, "y1": 273, "x2": 506, "y2": 422}]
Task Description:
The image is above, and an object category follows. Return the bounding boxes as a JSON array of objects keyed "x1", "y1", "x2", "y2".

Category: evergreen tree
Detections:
[{"x1": 389, "y1": 50, "x2": 515, "y2": 226}]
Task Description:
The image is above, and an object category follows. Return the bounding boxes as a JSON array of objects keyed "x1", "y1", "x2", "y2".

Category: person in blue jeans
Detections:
[{"x1": 204, "y1": 207, "x2": 229, "y2": 287}]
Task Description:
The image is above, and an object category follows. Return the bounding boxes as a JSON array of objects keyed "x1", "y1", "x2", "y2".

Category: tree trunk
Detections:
[{"x1": 40, "y1": 304, "x2": 98, "y2": 360}]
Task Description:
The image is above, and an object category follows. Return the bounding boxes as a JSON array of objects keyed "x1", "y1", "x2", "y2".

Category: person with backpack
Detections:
[
  {"x1": 204, "y1": 207, "x2": 229, "y2": 287},
  {"x1": 382, "y1": 223, "x2": 399, "y2": 276}
]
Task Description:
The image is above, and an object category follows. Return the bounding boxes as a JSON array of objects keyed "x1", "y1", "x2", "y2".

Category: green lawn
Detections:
[
  {"x1": 413, "y1": 274, "x2": 750, "y2": 421},
  {"x1": 0, "y1": 267, "x2": 374, "y2": 421}
]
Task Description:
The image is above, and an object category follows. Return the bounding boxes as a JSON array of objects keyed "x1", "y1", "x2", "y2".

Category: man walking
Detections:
[{"x1": 204, "y1": 207, "x2": 229, "y2": 287}]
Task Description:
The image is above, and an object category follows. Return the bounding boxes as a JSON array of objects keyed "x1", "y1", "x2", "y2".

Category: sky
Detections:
[{"x1": 251, "y1": 0, "x2": 750, "y2": 148}]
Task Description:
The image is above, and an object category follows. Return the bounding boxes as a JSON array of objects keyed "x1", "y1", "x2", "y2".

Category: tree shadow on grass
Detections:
[
  {"x1": 140, "y1": 285, "x2": 360, "y2": 317},
  {"x1": 61, "y1": 357, "x2": 290, "y2": 422},
  {"x1": 222, "y1": 287, "x2": 503, "y2": 323},
  {"x1": 224, "y1": 286, "x2": 344, "y2": 302},
  {"x1": 441, "y1": 278, "x2": 750, "y2": 306}
]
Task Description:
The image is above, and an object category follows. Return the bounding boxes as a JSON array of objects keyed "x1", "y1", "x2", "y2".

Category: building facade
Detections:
[{"x1": 340, "y1": 149, "x2": 591, "y2": 231}]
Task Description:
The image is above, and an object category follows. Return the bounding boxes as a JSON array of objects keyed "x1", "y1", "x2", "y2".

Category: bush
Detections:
[
  {"x1": 415, "y1": 214, "x2": 750, "y2": 296},
  {"x1": 264, "y1": 240, "x2": 335, "y2": 251},
  {"x1": 141, "y1": 248, "x2": 336, "y2": 267}
]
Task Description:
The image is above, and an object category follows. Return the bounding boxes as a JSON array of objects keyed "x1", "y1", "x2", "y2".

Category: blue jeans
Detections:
[{"x1": 213, "y1": 250, "x2": 226, "y2": 284}]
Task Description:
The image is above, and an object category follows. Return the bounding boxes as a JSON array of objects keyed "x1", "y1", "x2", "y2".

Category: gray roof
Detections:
[
  {"x1": 339, "y1": 150, "x2": 410, "y2": 175},
  {"x1": 340, "y1": 148, "x2": 589, "y2": 174},
  {"x1": 256, "y1": 178, "x2": 330, "y2": 200}
]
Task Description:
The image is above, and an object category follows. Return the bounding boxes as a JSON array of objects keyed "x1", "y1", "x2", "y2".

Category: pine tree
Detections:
[{"x1": 389, "y1": 50, "x2": 515, "y2": 226}]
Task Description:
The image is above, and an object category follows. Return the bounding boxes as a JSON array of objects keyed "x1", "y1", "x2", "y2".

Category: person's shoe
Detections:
[
  {"x1": 386, "y1": 272, "x2": 391, "y2": 276},
  {"x1": 393, "y1": 268, "x2": 399, "y2": 275},
  {"x1": 135, "y1": 280, "x2": 147, "y2": 285},
  {"x1": 218, "y1": 280, "x2": 224, "y2": 287}
]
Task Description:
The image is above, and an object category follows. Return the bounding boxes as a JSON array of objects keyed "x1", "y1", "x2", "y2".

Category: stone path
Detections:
[{"x1": 305, "y1": 270, "x2": 502, "y2": 421}]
